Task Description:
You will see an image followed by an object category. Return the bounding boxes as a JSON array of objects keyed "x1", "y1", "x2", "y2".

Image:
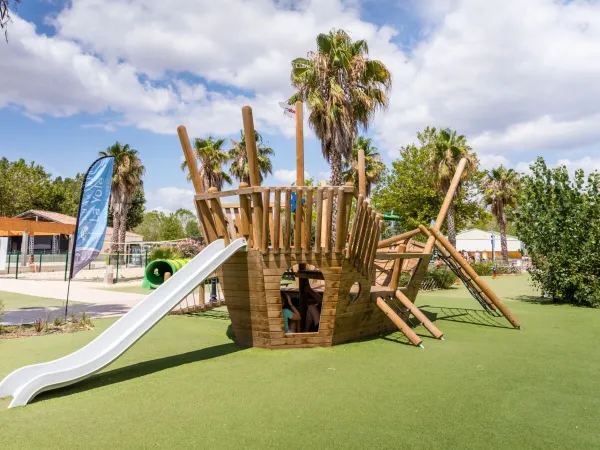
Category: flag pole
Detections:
[{"x1": 65, "y1": 155, "x2": 114, "y2": 318}]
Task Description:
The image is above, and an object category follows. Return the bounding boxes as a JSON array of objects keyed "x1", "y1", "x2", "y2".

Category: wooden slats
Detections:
[
  {"x1": 335, "y1": 186, "x2": 346, "y2": 254},
  {"x1": 314, "y1": 188, "x2": 324, "y2": 254},
  {"x1": 261, "y1": 189, "x2": 270, "y2": 252},
  {"x1": 324, "y1": 187, "x2": 334, "y2": 254},
  {"x1": 303, "y1": 187, "x2": 313, "y2": 250},
  {"x1": 273, "y1": 188, "x2": 281, "y2": 252},
  {"x1": 283, "y1": 189, "x2": 292, "y2": 252},
  {"x1": 294, "y1": 188, "x2": 302, "y2": 253}
]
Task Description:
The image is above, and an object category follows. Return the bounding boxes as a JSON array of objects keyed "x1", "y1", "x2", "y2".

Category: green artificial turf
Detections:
[
  {"x1": 0, "y1": 290, "x2": 80, "y2": 311},
  {"x1": 1, "y1": 276, "x2": 599, "y2": 449},
  {"x1": 96, "y1": 284, "x2": 151, "y2": 295}
]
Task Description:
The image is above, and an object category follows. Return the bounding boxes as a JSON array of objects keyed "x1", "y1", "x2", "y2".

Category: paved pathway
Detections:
[{"x1": 0, "y1": 279, "x2": 146, "y2": 325}]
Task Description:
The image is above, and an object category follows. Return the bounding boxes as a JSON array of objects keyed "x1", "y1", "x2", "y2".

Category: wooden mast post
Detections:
[
  {"x1": 424, "y1": 157, "x2": 467, "y2": 254},
  {"x1": 358, "y1": 148, "x2": 367, "y2": 197},
  {"x1": 295, "y1": 101, "x2": 309, "y2": 330},
  {"x1": 177, "y1": 125, "x2": 218, "y2": 243},
  {"x1": 242, "y1": 106, "x2": 263, "y2": 251}
]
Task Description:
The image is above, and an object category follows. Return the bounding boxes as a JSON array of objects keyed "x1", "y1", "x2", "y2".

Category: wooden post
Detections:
[
  {"x1": 303, "y1": 188, "x2": 313, "y2": 250},
  {"x1": 424, "y1": 157, "x2": 467, "y2": 254},
  {"x1": 261, "y1": 189, "x2": 270, "y2": 252},
  {"x1": 395, "y1": 290, "x2": 444, "y2": 339},
  {"x1": 378, "y1": 228, "x2": 422, "y2": 248},
  {"x1": 315, "y1": 188, "x2": 324, "y2": 254},
  {"x1": 283, "y1": 189, "x2": 292, "y2": 252},
  {"x1": 242, "y1": 106, "x2": 263, "y2": 249},
  {"x1": 358, "y1": 148, "x2": 366, "y2": 197},
  {"x1": 390, "y1": 242, "x2": 408, "y2": 291},
  {"x1": 347, "y1": 195, "x2": 363, "y2": 258},
  {"x1": 335, "y1": 187, "x2": 346, "y2": 254},
  {"x1": 294, "y1": 188, "x2": 303, "y2": 253},
  {"x1": 208, "y1": 188, "x2": 230, "y2": 246},
  {"x1": 427, "y1": 225, "x2": 521, "y2": 329},
  {"x1": 177, "y1": 125, "x2": 218, "y2": 242},
  {"x1": 295, "y1": 101, "x2": 304, "y2": 187},
  {"x1": 324, "y1": 187, "x2": 334, "y2": 254},
  {"x1": 273, "y1": 188, "x2": 281, "y2": 253},
  {"x1": 375, "y1": 297, "x2": 423, "y2": 347},
  {"x1": 320, "y1": 180, "x2": 329, "y2": 248}
]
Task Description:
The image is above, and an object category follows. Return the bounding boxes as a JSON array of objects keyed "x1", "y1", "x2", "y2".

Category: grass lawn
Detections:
[
  {"x1": 0, "y1": 290, "x2": 80, "y2": 311},
  {"x1": 1, "y1": 275, "x2": 599, "y2": 449},
  {"x1": 96, "y1": 284, "x2": 151, "y2": 295}
]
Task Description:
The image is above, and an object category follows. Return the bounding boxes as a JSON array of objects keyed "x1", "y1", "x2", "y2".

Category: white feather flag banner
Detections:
[{"x1": 278, "y1": 102, "x2": 296, "y2": 118}]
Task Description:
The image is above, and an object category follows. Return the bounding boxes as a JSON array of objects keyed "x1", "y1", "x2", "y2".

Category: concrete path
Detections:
[{"x1": 0, "y1": 279, "x2": 146, "y2": 325}]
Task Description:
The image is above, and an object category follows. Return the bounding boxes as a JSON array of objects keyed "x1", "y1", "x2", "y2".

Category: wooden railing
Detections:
[{"x1": 196, "y1": 186, "x2": 383, "y2": 277}]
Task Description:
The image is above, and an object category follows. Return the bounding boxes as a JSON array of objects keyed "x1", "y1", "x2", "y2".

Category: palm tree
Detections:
[
  {"x1": 99, "y1": 142, "x2": 145, "y2": 258},
  {"x1": 427, "y1": 128, "x2": 478, "y2": 247},
  {"x1": 229, "y1": 130, "x2": 274, "y2": 184},
  {"x1": 288, "y1": 28, "x2": 391, "y2": 187},
  {"x1": 180, "y1": 136, "x2": 231, "y2": 191},
  {"x1": 342, "y1": 136, "x2": 385, "y2": 196},
  {"x1": 482, "y1": 166, "x2": 520, "y2": 263}
]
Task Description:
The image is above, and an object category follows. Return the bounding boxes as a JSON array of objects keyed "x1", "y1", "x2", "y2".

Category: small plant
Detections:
[
  {"x1": 34, "y1": 318, "x2": 45, "y2": 333},
  {"x1": 149, "y1": 246, "x2": 181, "y2": 261},
  {"x1": 69, "y1": 311, "x2": 77, "y2": 323},
  {"x1": 425, "y1": 267, "x2": 458, "y2": 289},
  {"x1": 53, "y1": 315, "x2": 63, "y2": 326},
  {"x1": 174, "y1": 239, "x2": 204, "y2": 258},
  {"x1": 79, "y1": 311, "x2": 93, "y2": 327},
  {"x1": 471, "y1": 262, "x2": 493, "y2": 276}
]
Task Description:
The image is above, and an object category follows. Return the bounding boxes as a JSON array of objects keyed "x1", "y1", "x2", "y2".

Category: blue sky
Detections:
[{"x1": 2, "y1": 0, "x2": 600, "y2": 212}]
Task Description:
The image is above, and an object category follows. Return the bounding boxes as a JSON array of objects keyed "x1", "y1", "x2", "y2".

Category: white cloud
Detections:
[
  {"x1": 376, "y1": 0, "x2": 600, "y2": 157},
  {"x1": 274, "y1": 169, "x2": 310, "y2": 184},
  {"x1": 478, "y1": 154, "x2": 510, "y2": 171},
  {"x1": 514, "y1": 156, "x2": 600, "y2": 177},
  {"x1": 318, "y1": 171, "x2": 332, "y2": 182},
  {"x1": 146, "y1": 187, "x2": 195, "y2": 213},
  {"x1": 3, "y1": 0, "x2": 600, "y2": 167}
]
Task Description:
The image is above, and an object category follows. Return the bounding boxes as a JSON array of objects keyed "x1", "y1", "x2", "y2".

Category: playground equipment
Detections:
[
  {"x1": 0, "y1": 239, "x2": 246, "y2": 408},
  {"x1": 0, "y1": 102, "x2": 521, "y2": 408},
  {"x1": 142, "y1": 258, "x2": 189, "y2": 289},
  {"x1": 176, "y1": 103, "x2": 521, "y2": 350}
]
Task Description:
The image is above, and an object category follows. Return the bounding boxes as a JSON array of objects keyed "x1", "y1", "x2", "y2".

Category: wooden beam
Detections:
[
  {"x1": 374, "y1": 296, "x2": 423, "y2": 347},
  {"x1": 358, "y1": 148, "x2": 366, "y2": 197},
  {"x1": 377, "y1": 228, "x2": 422, "y2": 248},
  {"x1": 395, "y1": 290, "x2": 444, "y2": 339}
]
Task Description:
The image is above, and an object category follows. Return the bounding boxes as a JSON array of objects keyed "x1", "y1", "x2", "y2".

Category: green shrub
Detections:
[
  {"x1": 398, "y1": 272, "x2": 411, "y2": 287},
  {"x1": 149, "y1": 246, "x2": 182, "y2": 261},
  {"x1": 425, "y1": 267, "x2": 458, "y2": 289},
  {"x1": 471, "y1": 262, "x2": 492, "y2": 276},
  {"x1": 174, "y1": 239, "x2": 204, "y2": 258}
]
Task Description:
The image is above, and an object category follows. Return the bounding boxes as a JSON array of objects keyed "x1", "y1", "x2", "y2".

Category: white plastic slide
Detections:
[{"x1": 0, "y1": 238, "x2": 246, "y2": 408}]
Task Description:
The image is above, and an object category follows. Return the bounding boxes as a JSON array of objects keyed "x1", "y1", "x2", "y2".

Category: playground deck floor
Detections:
[{"x1": 1, "y1": 276, "x2": 599, "y2": 449}]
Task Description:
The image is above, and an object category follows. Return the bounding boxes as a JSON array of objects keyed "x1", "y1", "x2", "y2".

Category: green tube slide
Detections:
[{"x1": 142, "y1": 259, "x2": 190, "y2": 289}]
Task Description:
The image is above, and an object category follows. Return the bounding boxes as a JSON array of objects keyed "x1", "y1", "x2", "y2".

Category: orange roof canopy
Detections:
[{"x1": 0, "y1": 218, "x2": 75, "y2": 236}]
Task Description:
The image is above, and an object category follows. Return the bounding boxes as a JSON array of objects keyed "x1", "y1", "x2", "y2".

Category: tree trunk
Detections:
[
  {"x1": 447, "y1": 202, "x2": 457, "y2": 248},
  {"x1": 110, "y1": 198, "x2": 121, "y2": 258},
  {"x1": 499, "y1": 205, "x2": 509, "y2": 264},
  {"x1": 329, "y1": 151, "x2": 343, "y2": 234},
  {"x1": 118, "y1": 202, "x2": 129, "y2": 265}
]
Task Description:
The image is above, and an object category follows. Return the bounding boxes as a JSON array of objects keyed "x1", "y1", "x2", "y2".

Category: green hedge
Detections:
[{"x1": 471, "y1": 262, "x2": 493, "y2": 276}]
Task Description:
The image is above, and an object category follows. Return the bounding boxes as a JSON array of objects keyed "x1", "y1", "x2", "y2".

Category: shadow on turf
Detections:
[
  {"x1": 33, "y1": 342, "x2": 243, "y2": 404},
  {"x1": 419, "y1": 305, "x2": 511, "y2": 329},
  {"x1": 510, "y1": 295, "x2": 554, "y2": 305}
]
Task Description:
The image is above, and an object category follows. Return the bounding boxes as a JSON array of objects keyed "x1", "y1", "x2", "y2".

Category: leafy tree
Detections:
[
  {"x1": 185, "y1": 219, "x2": 201, "y2": 239},
  {"x1": 426, "y1": 127, "x2": 479, "y2": 247},
  {"x1": 160, "y1": 213, "x2": 185, "y2": 241},
  {"x1": 99, "y1": 143, "x2": 145, "y2": 257},
  {"x1": 0, "y1": 158, "x2": 53, "y2": 216},
  {"x1": 372, "y1": 142, "x2": 485, "y2": 235},
  {"x1": 481, "y1": 166, "x2": 520, "y2": 263},
  {"x1": 181, "y1": 136, "x2": 231, "y2": 191},
  {"x1": 1, "y1": 0, "x2": 20, "y2": 42},
  {"x1": 289, "y1": 28, "x2": 391, "y2": 187},
  {"x1": 134, "y1": 211, "x2": 164, "y2": 242},
  {"x1": 108, "y1": 187, "x2": 146, "y2": 231},
  {"x1": 342, "y1": 136, "x2": 385, "y2": 196},
  {"x1": 514, "y1": 158, "x2": 600, "y2": 307},
  {"x1": 229, "y1": 130, "x2": 274, "y2": 184},
  {"x1": 48, "y1": 174, "x2": 84, "y2": 217}
]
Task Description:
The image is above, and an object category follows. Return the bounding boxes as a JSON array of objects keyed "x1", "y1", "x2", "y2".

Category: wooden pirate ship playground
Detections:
[{"x1": 177, "y1": 103, "x2": 521, "y2": 350}]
